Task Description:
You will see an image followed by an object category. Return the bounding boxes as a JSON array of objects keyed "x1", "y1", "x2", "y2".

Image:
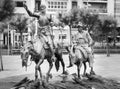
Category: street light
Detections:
[
  {"x1": 0, "y1": 40, "x2": 3, "y2": 71},
  {"x1": 8, "y1": 24, "x2": 10, "y2": 55}
]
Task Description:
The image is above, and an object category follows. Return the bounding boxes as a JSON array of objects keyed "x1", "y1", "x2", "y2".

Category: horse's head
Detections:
[{"x1": 20, "y1": 42, "x2": 32, "y2": 67}]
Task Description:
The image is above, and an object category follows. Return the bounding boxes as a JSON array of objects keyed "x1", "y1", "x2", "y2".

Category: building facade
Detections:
[{"x1": 13, "y1": 0, "x2": 120, "y2": 26}]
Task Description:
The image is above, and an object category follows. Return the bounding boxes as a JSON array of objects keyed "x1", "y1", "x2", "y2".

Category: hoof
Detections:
[
  {"x1": 90, "y1": 71, "x2": 96, "y2": 75},
  {"x1": 62, "y1": 71, "x2": 69, "y2": 75},
  {"x1": 67, "y1": 64, "x2": 73, "y2": 68},
  {"x1": 47, "y1": 73, "x2": 52, "y2": 79},
  {"x1": 82, "y1": 74, "x2": 87, "y2": 77}
]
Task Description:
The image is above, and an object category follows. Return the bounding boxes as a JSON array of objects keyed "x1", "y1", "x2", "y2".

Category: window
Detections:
[
  {"x1": 72, "y1": 1, "x2": 77, "y2": 8},
  {"x1": 55, "y1": 2, "x2": 57, "y2": 5},
  {"x1": 61, "y1": 2, "x2": 63, "y2": 5},
  {"x1": 51, "y1": 2, "x2": 53, "y2": 5},
  {"x1": 58, "y1": 2, "x2": 60, "y2": 5},
  {"x1": 48, "y1": 1, "x2": 50, "y2": 4},
  {"x1": 15, "y1": 35, "x2": 17, "y2": 41},
  {"x1": 35, "y1": 0, "x2": 41, "y2": 11},
  {"x1": 61, "y1": 6, "x2": 63, "y2": 8},
  {"x1": 55, "y1": 6, "x2": 57, "y2": 8},
  {"x1": 47, "y1": 1, "x2": 68, "y2": 12},
  {"x1": 15, "y1": 1, "x2": 25, "y2": 7},
  {"x1": 59, "y1": 34, "x2": 67, "y2": 40},
  {"x1": 51, "y1": 6, "x2": 53, "y2": 8}
]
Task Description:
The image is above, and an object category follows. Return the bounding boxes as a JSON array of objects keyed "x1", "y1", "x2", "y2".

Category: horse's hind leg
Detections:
[
  {"x1": 77, "y1": 61, "x2": 82, "y2": 79},
  {"x1": 83, "y1": 62, "x2": 87, "y2": 76},
  {"x1": 90, "y1": 67, "x2": 95, "y2": 75},
  {"x1": 38, "y1": 66, "x2": 42, "y2": 79},
  {"x1": 46, "y1": 59, "x2": 53, "y2": 82},
  {"x1": 35, "y1": 66, "x2": 38, "y2": 80},
  {"x1": 59, "y1": 56, "x2": 65, "y2": 74},
  {"x1": 35, "y1": 58, "x2": 44, "y2": 80}
]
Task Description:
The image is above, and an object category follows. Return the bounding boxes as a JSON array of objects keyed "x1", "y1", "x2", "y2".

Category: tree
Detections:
[
  {"x1": 99, "y1": 15, "x2": 117, "y2": 56},
  {"x1": 57, "y1": 7, "x2": 99, "y2": 44},
  {"x1": 10, "y1": 15, "x2": 29, "y2": 46},
  {"x1": 0, "y1": 0, "x2": 15, "y2": 71},
  {"x1": 80, "y1": 9, "x2": 99, "y2": 31},
  {"x1": 0, "y1": 0, "x2": 15, "y2": 21}
]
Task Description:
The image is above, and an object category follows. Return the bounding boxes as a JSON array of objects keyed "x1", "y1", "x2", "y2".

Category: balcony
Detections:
[
  {"x1": 83, "y1": 0, "x2": 107, "y2": 3},
  {"x1": 89, "y1": 7, "x2": 107, "y2": 13}
]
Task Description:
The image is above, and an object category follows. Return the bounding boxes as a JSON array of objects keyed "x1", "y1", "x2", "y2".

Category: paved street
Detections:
[{"x1": 0, "y1": 54, "x2": 120, "y2": 88}]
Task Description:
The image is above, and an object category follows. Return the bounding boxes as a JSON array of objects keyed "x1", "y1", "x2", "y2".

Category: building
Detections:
[
  {"x1": 13, "y1": 0, "x2": 120, "y2": 28},
  {"x1": 82, "y1": 0, "x2": 120, "y2": 27}
]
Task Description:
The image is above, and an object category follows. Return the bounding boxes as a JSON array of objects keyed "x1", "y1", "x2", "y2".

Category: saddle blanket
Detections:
[{"x1": 75, "y1": 46, "x2": 91, "y2": 59}]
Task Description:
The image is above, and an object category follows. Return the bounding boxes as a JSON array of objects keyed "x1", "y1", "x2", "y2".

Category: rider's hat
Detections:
[
  {"x1": 40, "y1": 5, "x2": 46, "y2": 11},
  {"x1": 77, "y1": 22, "x2": 83, "y2": 27}
]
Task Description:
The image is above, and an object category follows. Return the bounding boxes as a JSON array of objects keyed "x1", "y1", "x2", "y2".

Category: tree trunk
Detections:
[
  {"x1": 106, "y1": 35, "x2": 110, "y2": 57},
  {"x1": 113, "y1": 35, "x2": 116, "y2": 47},
  {"x1": 0, "y1": 46, "x2": 3, "y2": 71}
]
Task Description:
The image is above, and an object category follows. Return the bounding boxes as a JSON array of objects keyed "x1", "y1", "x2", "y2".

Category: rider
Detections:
[
  {"x1": 23, "y1": 3, "x2": 56, "y2": 61},
  {"x1": 67, "y1": 22, "x2": 94, "y2": 69}
]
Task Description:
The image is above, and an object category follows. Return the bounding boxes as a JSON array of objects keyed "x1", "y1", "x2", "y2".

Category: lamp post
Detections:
[
  {"x1": 0, "y1": 40, "x2": 3, "y2": 71},
  {"x1": 8, "y1": 24, "x2": 10, "y2": 55}
]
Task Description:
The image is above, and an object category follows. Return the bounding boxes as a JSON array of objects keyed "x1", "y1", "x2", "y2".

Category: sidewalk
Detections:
[{"x1": 0, "y1": 54, "x2": 120, "y2": 89}]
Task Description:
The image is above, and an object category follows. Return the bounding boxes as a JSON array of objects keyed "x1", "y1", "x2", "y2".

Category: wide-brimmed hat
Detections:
[{"x1": 40, "y1": 5, "x2": 46, "y2": 11}]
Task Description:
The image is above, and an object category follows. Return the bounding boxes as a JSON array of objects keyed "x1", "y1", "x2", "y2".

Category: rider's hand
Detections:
[{"x1": 23, "y1": 3, "x2": 28, "y2": 10}]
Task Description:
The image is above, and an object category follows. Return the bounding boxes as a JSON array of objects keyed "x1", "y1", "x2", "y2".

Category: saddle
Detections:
[{"x1": 29, "y1": 49, "x2": 41, "y2": 61}]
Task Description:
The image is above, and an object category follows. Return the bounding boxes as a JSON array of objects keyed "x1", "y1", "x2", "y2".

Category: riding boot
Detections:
[
  {"x1": 67, "y1": 55, "x2": 73, "y2": 68},
  {"x1": 88, "y1": 53, "x2": 95, "y2": 75},
  {"x1": 50, "y1": 45, "x2": 56, "y2": 62},
  {"x1": 88, "y1": 53, "x2": 94, "y2": 68}
]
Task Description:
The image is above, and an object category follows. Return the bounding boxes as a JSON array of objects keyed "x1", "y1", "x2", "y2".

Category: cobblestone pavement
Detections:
[{"x1": 0, "y1": 54, "x2": 120, "y2": 88}]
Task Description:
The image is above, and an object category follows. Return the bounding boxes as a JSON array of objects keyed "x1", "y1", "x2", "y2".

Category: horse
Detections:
[
  {"x1": 20, "y1": 36, "x2": 66, "y2": 82},
  {"x1": 66, "y1": 44, "x2": 95, "y2": 79}
]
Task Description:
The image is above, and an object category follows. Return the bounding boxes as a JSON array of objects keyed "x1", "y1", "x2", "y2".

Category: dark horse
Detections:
[
  {"x1": 20, "y1": 36, "x2": 66, "y2": 82},
  {"x1": 66, "y1": 44, "x2": 95, "y2": 79}
]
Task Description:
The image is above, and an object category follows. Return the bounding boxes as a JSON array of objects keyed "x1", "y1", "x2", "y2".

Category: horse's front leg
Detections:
[
  {"x1": 60, "y1": 56, "x2": 65, "y2": 74},
  {"x1": 46, "y1": 59, "x2": 53, "y2": 82},
  {"x1": 36, "y1": 58, "x2": 44, "y2": 80},
  {"x1": 38, "y1": 66, "x2": 42, "y2": 79},
  {"x1": 77, "y1": 60, "x2": 82, "y2": 79},
  {"x1": 90, "y1": 66, "x2": 96, "y2": 75},
  {"x1": 35, "y1": 66, "x2": 38, "y2": 80},
  {"x1": 83, "y1": 62, "x2": 87, "y2": 77}
]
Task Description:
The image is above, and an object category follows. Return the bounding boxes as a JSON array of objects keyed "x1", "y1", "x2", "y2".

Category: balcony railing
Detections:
[
  {"x1": 89, "y1": 7, "x2": 107, "y2": 13},
  {"x1": 83, "y1": 0, "x2": 107, "y2": 2}
]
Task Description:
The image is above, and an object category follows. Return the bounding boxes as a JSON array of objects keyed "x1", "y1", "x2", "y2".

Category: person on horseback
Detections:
[
  {"x1": 67, "y1": 22, "x2": 94, "y2": 69},
  {"x1": 23, "y1": 3, "x2": 56, "y2": 61}
]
